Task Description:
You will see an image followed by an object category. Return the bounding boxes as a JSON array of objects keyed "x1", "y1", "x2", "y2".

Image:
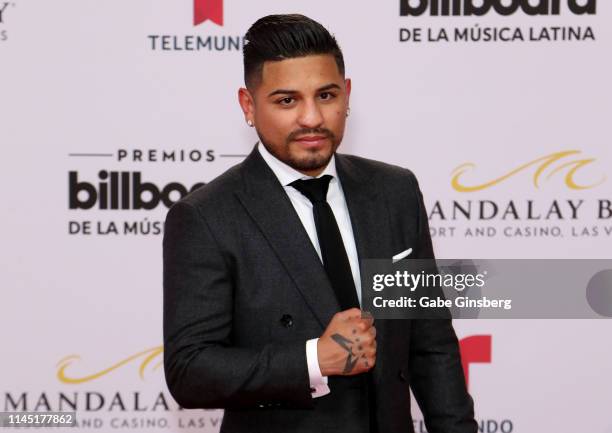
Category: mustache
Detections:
[{"x1": 287, "y1": 128, "x2": 335, "y2": 143}]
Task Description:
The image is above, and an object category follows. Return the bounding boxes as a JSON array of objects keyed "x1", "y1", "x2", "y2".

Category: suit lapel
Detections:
[
  {"x1": 335, "y1": 154, "x2": 392, "y2": 267},
  {"x1": 235, "y1": 148, "x2": 340, "y2": 329},
  {"x1": 336, "y1": 154, "x2": 393, "y2": 386}
]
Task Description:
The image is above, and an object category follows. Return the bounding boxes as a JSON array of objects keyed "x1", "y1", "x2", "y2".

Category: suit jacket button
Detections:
[
  {"x1": 280, "y1": 314, "x2": 293, "y2": 328},
  {"x1": 398, "y1": 370, "x2": 407, "y2": 382}
]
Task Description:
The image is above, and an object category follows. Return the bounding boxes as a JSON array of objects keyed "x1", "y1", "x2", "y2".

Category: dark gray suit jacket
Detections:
[{"x1": 163, "y1": 147, "x2": 477, "y2": 433}]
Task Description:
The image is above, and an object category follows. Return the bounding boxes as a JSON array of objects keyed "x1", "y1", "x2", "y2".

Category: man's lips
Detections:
[
  {"x1": 293, "y1": 135, "x2": 329, "y2": 147},
  {"x1": 293, "y1": 136, "x2": 328, "y2": 149},
  {"x1": 295, "y1": 135, "x2": 328, "y2": 142}
]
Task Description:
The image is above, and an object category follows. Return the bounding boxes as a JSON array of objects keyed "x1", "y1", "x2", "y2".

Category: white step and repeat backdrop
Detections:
[{"x1": 1, "y1": 1, "x2": 611, "y2": 432}]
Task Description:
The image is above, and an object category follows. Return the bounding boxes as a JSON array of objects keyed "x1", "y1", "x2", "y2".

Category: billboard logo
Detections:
[
  {"x1": 194, "y1": 0, "x2": 223, "y2": 26},
  {"x1": 69, "y1": 171, "x2": 205, "y2": 210},
  {"x1": 401, "y1": 0, "x2": 596, "y2": 16},
  {"x1": 451, "y1": 150, "x2": 605, "y2": 192}
]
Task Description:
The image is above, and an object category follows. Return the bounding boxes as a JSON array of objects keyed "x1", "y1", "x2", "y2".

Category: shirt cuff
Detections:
[{"x1": 306, "y1": 338, "x2": 330, "y2": 398}]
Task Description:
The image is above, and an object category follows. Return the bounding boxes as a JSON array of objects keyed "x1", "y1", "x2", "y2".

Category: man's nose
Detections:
[{"x1": 297, "y1": 99, "x2": 324, "y2": 128}]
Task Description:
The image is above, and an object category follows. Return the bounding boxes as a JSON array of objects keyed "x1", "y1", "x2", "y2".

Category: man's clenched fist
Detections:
[{"x1": 317, "y1": 308, "x2": 377, "y2": 377}]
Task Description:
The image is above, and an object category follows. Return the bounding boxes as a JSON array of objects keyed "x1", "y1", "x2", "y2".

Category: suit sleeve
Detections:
[
  {"x1": 163, "y1": 201, "x2": 313, "y2": 410},
  {"x1": 407, "y1": 176, "x2": 478, "y2": 433}
]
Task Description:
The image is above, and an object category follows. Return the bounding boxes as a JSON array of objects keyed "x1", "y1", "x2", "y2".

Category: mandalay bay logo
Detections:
[
  {"x1": 3, "y1": 347, "x2": 223, "y2": 430},
  {"x1": 451, "y1": 150, "x2": 606, "y2": 192},
  {"x1": 428, "y1": 150, "x2": 612, "y2": 239},
  {"x1": 56, "y1": 347, "x2": 164, "y2": 384}
]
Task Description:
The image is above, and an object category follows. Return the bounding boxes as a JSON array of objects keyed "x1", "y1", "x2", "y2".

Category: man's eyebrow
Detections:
[
  {"x1": 267, "y1": 89, "x2": 297, "y2": 97},
  {"x1": 317, "y1": 83, "x2": 342, "y2": 92},
  {"x1": 267, "y1": 83, "x2": 342, "y2": 98}
]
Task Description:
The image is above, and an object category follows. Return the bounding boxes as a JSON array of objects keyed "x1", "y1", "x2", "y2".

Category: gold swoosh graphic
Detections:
[
  {"x1": 56, "y1": 346, "x2": 164, "y2": 384},
  {"x1": 451, "y1": 150, "x2": 606, "y2": 192}
]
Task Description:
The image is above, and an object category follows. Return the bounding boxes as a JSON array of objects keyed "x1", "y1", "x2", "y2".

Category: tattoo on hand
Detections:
[{"x1": 331, "y1": 333, "x2": 359, "y2": 374}]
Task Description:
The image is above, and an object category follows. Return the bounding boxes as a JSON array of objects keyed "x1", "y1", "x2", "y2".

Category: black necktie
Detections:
[{"x1": 290, "y1": 175, "x2": 360, "y2": 310}]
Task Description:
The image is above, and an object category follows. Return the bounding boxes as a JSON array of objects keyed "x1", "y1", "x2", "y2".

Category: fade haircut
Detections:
[{"x1": 243, "y1": 14, "x2": 345, "y2": 89}]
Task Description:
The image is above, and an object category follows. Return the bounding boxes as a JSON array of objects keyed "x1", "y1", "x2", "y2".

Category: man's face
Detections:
[{"x1": 239, "y1": 54, "x2": 351, "y2": 176}]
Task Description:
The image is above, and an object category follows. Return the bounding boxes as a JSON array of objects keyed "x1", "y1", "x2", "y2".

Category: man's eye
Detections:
[
  {"x1": 320, "y1": 92, "x2": 335, "y2": 101},
  {"x1": 278, "y1": 97, "x2": 294, "y2": 105}
]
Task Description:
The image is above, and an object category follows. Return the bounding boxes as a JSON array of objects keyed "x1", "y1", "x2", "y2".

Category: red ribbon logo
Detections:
[
  {"x1": 459, "y1": 335, "x2": 492, "y2": 390},
  {"x1": 194, "y1": 0, "x2": 223, "y2": 26}
]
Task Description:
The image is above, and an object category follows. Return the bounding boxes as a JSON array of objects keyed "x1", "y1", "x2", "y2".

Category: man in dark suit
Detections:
[{"x1": 163, "y1": 14, "x2": 477, "y2": 433}]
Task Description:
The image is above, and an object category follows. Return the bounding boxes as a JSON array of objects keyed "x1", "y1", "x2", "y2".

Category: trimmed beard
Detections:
[{"x1": 257, "y1": 129, "x2": 339, "y2": 173}]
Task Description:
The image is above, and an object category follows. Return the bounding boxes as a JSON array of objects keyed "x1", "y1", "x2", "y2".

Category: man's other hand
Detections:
[{"x1": 317, "y1": 308, "x2": 377, "y2": 376}]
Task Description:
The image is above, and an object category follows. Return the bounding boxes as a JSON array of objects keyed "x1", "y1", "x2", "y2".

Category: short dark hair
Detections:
[{"x1": 243, "y1": 14, "x2": 345, "y2": 89}]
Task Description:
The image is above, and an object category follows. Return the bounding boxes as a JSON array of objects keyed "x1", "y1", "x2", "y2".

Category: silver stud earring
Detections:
[
  {"x1": 247, "y1": 119, "x2": 254, "y2": 127},
  {"x1": 346, "y1": 107, "x2": 351, "y2": 118}
]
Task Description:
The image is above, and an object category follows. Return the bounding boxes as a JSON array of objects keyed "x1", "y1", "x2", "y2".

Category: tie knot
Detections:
[{"x1": 290, "y1": 175, "x2": 333, "y2": 204}]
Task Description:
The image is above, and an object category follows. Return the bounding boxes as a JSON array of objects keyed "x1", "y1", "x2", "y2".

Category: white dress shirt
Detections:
[{"x1": 257, "y1": 143, "x2": 362, "y2": 399}]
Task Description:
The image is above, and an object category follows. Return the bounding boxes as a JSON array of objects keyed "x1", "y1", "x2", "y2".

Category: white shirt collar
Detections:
[{"x1": 257, "y1": 141, "x2": 338, "y2": 186}]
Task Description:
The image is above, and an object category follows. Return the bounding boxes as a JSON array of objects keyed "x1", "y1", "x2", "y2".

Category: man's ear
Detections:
[
  {"x1": 344, "y1": 78, "x2": 352, "y2": 108},
  {"x1": 238, "y1": 87, "x2": 255, "y2": 125}
]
